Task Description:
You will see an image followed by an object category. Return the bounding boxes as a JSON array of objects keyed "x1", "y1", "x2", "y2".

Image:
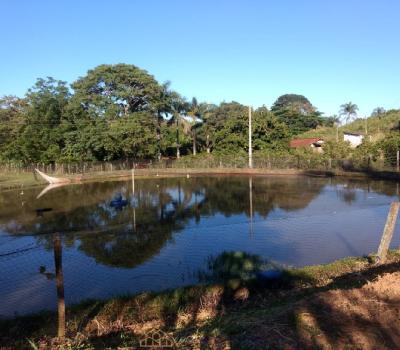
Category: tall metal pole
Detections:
[{"x1": 248, "y1": 106, "x2": 253, "y2": 168}]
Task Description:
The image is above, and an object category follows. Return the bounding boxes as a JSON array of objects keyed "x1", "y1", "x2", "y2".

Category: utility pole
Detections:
[{"x1": 248, "y1": 106, "x2": 253, "y2": 168}]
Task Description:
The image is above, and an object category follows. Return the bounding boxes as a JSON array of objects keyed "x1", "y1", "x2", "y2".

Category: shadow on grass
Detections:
[{"x1": 2, "y1": 252, "x2": 400, "y2": 349}]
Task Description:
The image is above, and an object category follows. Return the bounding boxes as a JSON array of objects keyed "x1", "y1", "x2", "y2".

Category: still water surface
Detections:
[{"x1": 1, "y1": 175, "x2": 399, "y2": 317}]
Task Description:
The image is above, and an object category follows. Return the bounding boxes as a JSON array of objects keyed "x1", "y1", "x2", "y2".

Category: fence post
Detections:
[
  {"x1": 53, "y1": 233, "x2": 65, "y2": 339},
  {"x1": 377, "y1": 202, "x2": 400, "y2": 263},
  {"x1": 397, "y1": 150, "x2": 399, "y2": 172}
]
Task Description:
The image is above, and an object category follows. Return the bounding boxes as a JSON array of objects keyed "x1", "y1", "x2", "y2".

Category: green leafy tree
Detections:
[
  {"x1": 379, "y1": 134, "x2": 400, "y2": 167},
  {"x1": 17, "y1": 77, "x2": 70, "y2": 163},
  {"x1": 253, "y1": 106, "x2": 290, "y2": 151},
  {"x1": 187, "y1": 97, "x2": 201, "y2": 155},
  {"x1": 196, "y1": 103, "x2": 217, "y2": 153},
  {"x1": 207, "y1": 102, "x2": 248, "y2": 154},
  {"x1": 167, "y1": 92, "x2": 191, "y2": 157},
  {"x1": 71, "y1": 64, "x2": 165, "y2": 118},
  {"x1": 271, "y1": 94, "x2": 323, "y2": 135},
  {"x1": 322, "y1": 140, "x2": 352, "y2": 160},
  {"x1": 0, "y1": 96, "x2": 27, "y2": 161}
]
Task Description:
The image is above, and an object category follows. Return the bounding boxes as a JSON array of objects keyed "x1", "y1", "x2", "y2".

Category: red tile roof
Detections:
[{"x1": 290, "y1": 138, "x2": 322, "y2": 148}]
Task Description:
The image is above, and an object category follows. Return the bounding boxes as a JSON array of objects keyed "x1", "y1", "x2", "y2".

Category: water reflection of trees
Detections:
[{"x1": 2, "y1": 176, "x2": 398, "y2": 269}]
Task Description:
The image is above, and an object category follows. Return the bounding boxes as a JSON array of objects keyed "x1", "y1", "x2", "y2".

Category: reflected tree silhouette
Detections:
[{"x1": 6, "y1": 175, "x2": 396, "y2": 273}]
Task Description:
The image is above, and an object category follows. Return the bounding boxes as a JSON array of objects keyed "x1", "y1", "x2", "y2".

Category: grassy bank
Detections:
[{"x1": 2, "y1": 250, "x2": 400, "y2": 349}]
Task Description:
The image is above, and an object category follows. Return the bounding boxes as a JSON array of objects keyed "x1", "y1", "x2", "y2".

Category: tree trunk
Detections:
[
  {"x1": 191, "y1": 116, "x2": 197, "y2": 155},
  {"x1": 206, "y1": 134, "x2": 210, "y2": 153},
  {"x1": 156, "y1": 112, "x2": 162, "y2": 161},
  {"x1": 176, "y1": 117, "x2": 180, "y2": 158},
  {"x1": 192, "y1": 129, "x2": 197, "y2": 155}
]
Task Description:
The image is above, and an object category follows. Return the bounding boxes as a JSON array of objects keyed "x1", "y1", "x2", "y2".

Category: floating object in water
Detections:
[
  {"x1": 39, "y1": 265, "x2": 55, "y2": 280},
  {"x1": 36, "y1": 208, "x2": 53, "y2": 217},
  {"x1": 110, "y1": 194, "x2": 128, "y2": 209},
  {"x1": 35, "y1": 169, "x2": 70, "y2": 184}
]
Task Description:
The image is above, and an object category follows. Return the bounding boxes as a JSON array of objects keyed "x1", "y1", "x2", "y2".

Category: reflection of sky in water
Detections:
[{"x1": 0, "y1": 176, "x2": 399, "y2": 317}]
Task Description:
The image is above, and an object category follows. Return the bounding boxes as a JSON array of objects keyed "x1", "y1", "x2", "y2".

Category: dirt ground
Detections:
[{"x1": 244, "y1": 270, "x2": 400, "y2": 350}]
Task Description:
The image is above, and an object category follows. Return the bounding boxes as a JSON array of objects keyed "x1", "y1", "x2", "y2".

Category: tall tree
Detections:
[
  {"x1": 0, "y1": 96, "x2": 27, "y2": 161},
  {"x1": 271, "y1": 94, "x2": 315, "y2": 115},
  {"x1": 197, "y1": 103, "x2": 217, "y2": 153},
  {"x1": 72, "y1": 64, "x2": 165, "y2": 118},
  {"x1": 18, "y1": 77, "x2": 70, "y2": 163},
  {"x1": 372, "y1": 107, "x2": 386, "y2": 133},
  {"x1": 253, "y1": 106, "x2": 289, "y2": 151},
  {"x1": 339, "y1": 102, "x2": 358, "y2": 124},
  {"x1": 71, "y1": 64, "x2": 170, "y2": 160},
  {"x1": 372, "y1": 107, "x2": 386, "y2": 117},
  {"x1": 168, "y1": 92, "x2": 190, "y2": 158},
  {"x1": 271, "y1": 94, "x2": 323, "y2": 135},
  {"x1": 187, "y1": 97, "x2": 201, "y2": 155}
]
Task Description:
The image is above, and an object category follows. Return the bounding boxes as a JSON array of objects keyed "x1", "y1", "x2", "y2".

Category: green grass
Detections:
[{"x1": 0, "y1": 172, "x2": 46, "y2": 190}]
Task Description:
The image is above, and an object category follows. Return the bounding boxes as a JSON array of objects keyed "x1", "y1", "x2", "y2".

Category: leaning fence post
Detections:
[
  {"x1": 53, "y1": 233, "x2": 65, "y2": 339},
  {"x1": 377, "y1": 202, "x2": 400, "y2": 263}
]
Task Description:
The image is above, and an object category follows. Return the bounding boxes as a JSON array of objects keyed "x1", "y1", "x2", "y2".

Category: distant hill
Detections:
[{"x1": 296, "y1": 109, "x2": 400, "y2": 142}]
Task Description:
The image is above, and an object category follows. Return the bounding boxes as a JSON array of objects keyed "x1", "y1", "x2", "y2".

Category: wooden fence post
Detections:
[
  {"x1": 53, "y1": 233, "x2": 65, "y2": 339},
  {"x1": 377, "y1": 202, "x2": 400, "y2": 263}
]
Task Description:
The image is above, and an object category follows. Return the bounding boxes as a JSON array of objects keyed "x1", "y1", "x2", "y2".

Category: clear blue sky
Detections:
[{"x1": 1, "y1": 0, "x2": 399, "y2": 116}]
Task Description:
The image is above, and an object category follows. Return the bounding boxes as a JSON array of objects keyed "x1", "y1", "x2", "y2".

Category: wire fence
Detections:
[
  {"x1": 1, "y1": 199, "x2": 399, "y2": 318},
  {"x1": 0, "y1": 154, "x2": 399, "y2": 175}
]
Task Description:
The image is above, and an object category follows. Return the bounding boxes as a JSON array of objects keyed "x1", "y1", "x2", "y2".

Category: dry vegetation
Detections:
[{"x1": 2, "y1": 251, "x2": 400, "y2": 349}]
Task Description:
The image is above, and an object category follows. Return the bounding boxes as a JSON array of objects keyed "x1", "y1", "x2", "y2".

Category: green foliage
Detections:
[
  {"x1": 253, "y1": 107, "x2": 290, "y2": 151},
  {"x1": 271, "y1": 94, "x2": 324, "y2": 135},
  {"x1": 0, "y1": 63, "x2": 397, "y2": 165},
  {"x1": 71, "y1": 64, "x2": 164, "y2": 118},
  {"x1": 322, "y1": 140, "x2": 352, "y2": 159},
  {"x1": 14, "y1": 78, "x2": 70, "y2": 163},
  {"x1": 378, "y1": 134, "x2": 400, "y2": 166}
]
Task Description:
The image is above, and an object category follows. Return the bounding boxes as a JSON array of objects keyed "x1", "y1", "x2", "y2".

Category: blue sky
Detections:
[{"x1": 1, "y1": 0, "x2": 399, "y2": 116}]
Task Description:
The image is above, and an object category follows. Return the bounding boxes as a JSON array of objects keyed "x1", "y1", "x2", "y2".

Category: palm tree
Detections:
[
  {"x1": 169, "y1": 93, "x2": 190, "y2": 158},
  {"x1": 187, "y1": 97, "x2": 201, "y2": 155},
  {"x1": 339, "y1": 102, "x2": 358, "y2": 124},
  {"x1": 197, "y1": 102, "x2": 216, "y2": 154},
  {"x1": 372, "y1": 107, "x2": 385, "y2": 116},
  {"x1": 153, "y1": 81, "x2": 173, "y2": 160},
  {"x1": 372, "y1": 107, "x2": 386, "y2": 133}
]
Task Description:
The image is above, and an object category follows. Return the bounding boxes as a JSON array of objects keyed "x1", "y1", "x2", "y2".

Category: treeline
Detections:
[{"x1": 0, "y1": 64, "x2": 334, "y2": 164}]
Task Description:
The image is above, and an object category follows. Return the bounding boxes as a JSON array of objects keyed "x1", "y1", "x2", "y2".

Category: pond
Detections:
[{"x1": 1, "y1": 175, "x2": 399, "y2": 317}]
